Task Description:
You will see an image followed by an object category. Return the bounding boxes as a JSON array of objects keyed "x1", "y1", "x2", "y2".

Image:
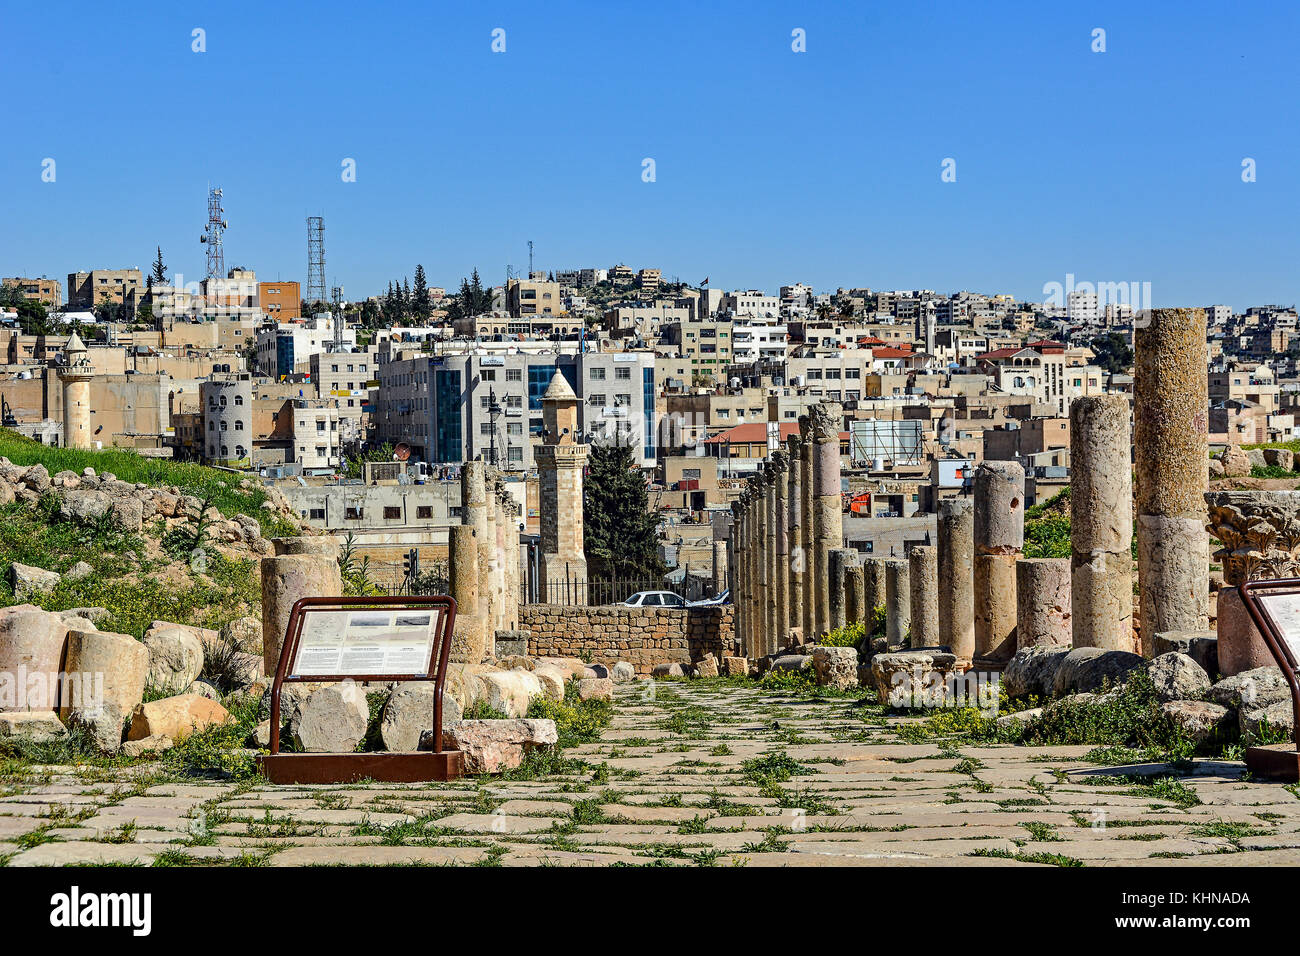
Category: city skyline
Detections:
[{"x1": 4, "y1": 1, "x2": 1299, "y2": 311}]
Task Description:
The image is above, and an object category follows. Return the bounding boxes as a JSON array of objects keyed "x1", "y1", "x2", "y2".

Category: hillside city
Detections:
[{"x1": 2, "y1": 230, "x2": 1281, "y2": 596}]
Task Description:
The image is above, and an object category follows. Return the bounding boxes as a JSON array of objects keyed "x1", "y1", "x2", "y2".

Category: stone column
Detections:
[
  {"x1": 908, "y1": 545, "x2": 939, "y2": 648},
  {"x1": 751, "y1": 475, "x2": 768, "y2": 658},
  {"x1": 748, "y1": 485, "x2": 763, "y2": 659},
  {"x1": 785, "y1": 434, "x2": 805, "y2": 643},
  {"x1": 712, "y1": 539, "x2": 728, "y2": 598},
  {"x1": 759, "y1": 469, "x2": 774, "y2": 656},
  {"x1": 260, "y1": 536, "x2": 342, "y2": 675},
  {"x1": 1071, "y1": 396, "x2": 1134, "y2": 650},
  {"x1": 462, "y1": 461, "x2": 493, "y2": 636},
  {"x1": 497, "y1": 482, "x2": 520, "y2": 630},
  {"x1": 448, "y1": 524, "x2": 483, "y2": 663},
  {"x1": 486, "y1": 476, "x2": 503, "y2": 634},
  {"x1": 799, "y1": 417, "x2": 815, "y2": 642},
  {"x1": 1205, "y1": 491, "x2": 1300, "y2": 675},
  {"x1": 883, "y1": 557, "x2": 910, "y2": 647},
  {"x1": 844, "y1": 557, "x2": 866, "y2": 628},
  {"x1": 733, "y1": 498, "x2": 747, "y2": 655},
  {"x1": 862, "y1": 557, "x2": 888, "y2": 615},
  {"x1": 772, "y1": 454, "x2": 791, "y2": 649},
  {"x1": 828, "y1": 548, "x2": 855, "y2": 634},
  {"x1": 1015, "y1": 558, "x2": 1072, "y2": 649},
  {"x1": 974, "y1": 461, "x2": 1024, "y2": 665},
  {"x1": 937, "y1": 498, "x2": 975, "y2": 663},
  {"x1": 1135, "y1": 307, "x2": 1209, "y2": 655},
  {"x1": 810, "y1": 402, "x2": 844, "y2": 639}
]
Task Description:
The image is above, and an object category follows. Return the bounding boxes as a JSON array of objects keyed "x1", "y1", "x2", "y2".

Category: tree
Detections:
[
  {"x1": 412, "y1": 264, "x2": 431, "y2": 322},
  {"x1": 149, "y1": 246, "x2": 168, "y2": 288},
  {"x1": 583, "y1": 440, "x2": 662, "y2": 581},
  {"x1": 1090, "y1": 331, "x2": 1133, "y2": 374}
]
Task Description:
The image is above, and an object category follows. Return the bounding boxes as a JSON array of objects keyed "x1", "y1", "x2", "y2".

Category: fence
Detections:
[{"x1": 526, "y1": 577, "x2": 667, "y2": 607}]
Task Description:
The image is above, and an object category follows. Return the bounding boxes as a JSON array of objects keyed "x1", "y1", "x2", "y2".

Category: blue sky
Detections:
[{"x1": 3, "y1": 0, "x2": 1297, "y2": 310}]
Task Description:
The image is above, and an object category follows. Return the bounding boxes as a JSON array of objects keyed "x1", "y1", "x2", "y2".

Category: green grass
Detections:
[{"x1": 0, "y1": 428, "x2": 297, "y2": 537}]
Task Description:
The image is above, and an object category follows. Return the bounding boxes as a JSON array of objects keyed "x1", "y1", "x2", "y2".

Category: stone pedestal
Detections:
[
  {"x1": 974, "y1": 554, "x2": 1018, "y2": 663},
  {"x1": 938, "y1": 498, "x2": 975, "y2": 662},
  {"x1": 799, "y1": 419, "x2": 815, "y2": 642},
  {"x1": 1205, "y1": 490, "x2": 1300, "y2": 676},
  {"x1": 1015, "y1": 558, "x2": 1071, "y2": 649},
  {"x1": 908, "y1": 545, "x2": 939, "y2": 649},
  {"x1": 1135, "y1": 308, "x2": 1209, "y2": 651},
  {"x1": 260, "y1": 537, "x2": 342, "y2": 675},
  {"x1": 828, "y1": 548, "x2": 855, "y2": 634},
  {"x1": 844, "y1": 559, "x2": 866, "y2": 628},
  {"x1": 810, "y1": 402, "x2": 843, "y2": 640},
  {"x1": 883, "y1": 557, "x2": 910, "y2": 647},
  {"x1": 1070, "y1": 396, "x2": 1133, "y2": 651},
  {"x1": 785, "y1": 434, "x2": 805, "y2": 642},
  {"x1": 974, "y1": 462, "x2": 1024, "y2": 665},
  {"x1": 449, "y1": 525, "x2": 483, "y2": 663},
  {"x1": 862, "y1": 557, "x2": 888, "y2": 615}
]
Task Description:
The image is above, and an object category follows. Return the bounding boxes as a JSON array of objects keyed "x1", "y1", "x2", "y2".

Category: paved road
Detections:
[{"x1": 3, "y1": 682, "x2": 1297, "y2": 867}]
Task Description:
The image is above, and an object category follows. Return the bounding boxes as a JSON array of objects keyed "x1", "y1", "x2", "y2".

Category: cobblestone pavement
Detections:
[{"x1": 3, "y1": 682, "x2": 1298, "y2": 867}]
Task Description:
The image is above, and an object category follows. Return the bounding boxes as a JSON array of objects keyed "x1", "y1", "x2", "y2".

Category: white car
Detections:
[
  {"x1": 621, "y1": 590, "x2": 686, "y2": 608},
  {"x1": 687, "y1": 590, "x2": 730, "y2": 607}
]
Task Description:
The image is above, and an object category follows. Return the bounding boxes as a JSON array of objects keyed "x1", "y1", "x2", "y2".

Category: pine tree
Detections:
[
  {"x1": 149, "y1": 246, "x2": 167, "y2": 288},
  {"x1": 583, "y1": 440, "x2": 662, "y2": 581},
  {"x1": 412, "y1": 264, "x2": 431, "y2": 321}
]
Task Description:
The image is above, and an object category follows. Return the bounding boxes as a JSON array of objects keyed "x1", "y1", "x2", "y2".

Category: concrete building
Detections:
[
  {"x1": 200, "y1": 373, "x2": 254, "y2": 466},
  {"x1": 259, "y1": 281, "x2": 301, "y2": 320},
  {"x1": 67, "y1": 268, "x2": 144, "y2": 316},
  {"x1": 3, "y1": 277, "x2": 62, "y2": 310}
]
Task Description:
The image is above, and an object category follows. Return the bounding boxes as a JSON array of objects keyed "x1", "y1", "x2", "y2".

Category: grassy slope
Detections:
[
  {"x1": 0, "y1": 429, "x2": 296, "y2": 537},
  {"x1": 0, "y1": 430, "x2": 285, "y2": 637}
]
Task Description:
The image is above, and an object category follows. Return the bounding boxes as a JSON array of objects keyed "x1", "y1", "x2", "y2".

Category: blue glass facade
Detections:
[
  {"x1": 433, "y1": 368, "x2": 462, "y2": 463},
  {"x1": 643, "y1": 366, "x2": 655, "y2": 459}
]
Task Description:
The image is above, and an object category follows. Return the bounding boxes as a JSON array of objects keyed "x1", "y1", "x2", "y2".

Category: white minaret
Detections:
[{"x1": 58, "y1": 330, "x2": 96, "y2": 449}]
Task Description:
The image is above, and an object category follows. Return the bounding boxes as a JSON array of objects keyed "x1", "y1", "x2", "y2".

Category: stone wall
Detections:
[{"x1": 520, "y1": 605, "x2": 734, "y2": 674}]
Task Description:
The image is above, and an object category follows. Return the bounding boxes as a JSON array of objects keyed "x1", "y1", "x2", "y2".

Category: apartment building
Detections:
[
  {"x1": 67, "y1": 268, "x2": 144, "y2": 315},
  {"x1": 375, "y1": 350, "x2": 657, "y2": 472},
  {"x1": 255, "y1": 317, "x2": 356, "y2": 378},
  {"x1": 259, "y1": 281, "x2": 301, "y2": 320},
  {"x1": 659, "y1": 316, "x2": 733, "y2": 382},
  {"x1": 3, "y1": 277, "x2": 62, "y2": 309},
  {"x1": 506, "y1": 278, "x2": 562, "y2": 318}
]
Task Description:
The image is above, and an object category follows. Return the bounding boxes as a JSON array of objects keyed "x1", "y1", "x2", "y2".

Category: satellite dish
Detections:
[{"x1": 394, "y1": 443, "x2": 411, "y2": 461}]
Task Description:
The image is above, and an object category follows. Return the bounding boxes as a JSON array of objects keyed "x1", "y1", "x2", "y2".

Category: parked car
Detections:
[
  {"x1": 620, "y1": 590, "x2": 686, "y2": 608},
  {"x1": 687, "y1": 590, "x2": 730, "y2": 607}
]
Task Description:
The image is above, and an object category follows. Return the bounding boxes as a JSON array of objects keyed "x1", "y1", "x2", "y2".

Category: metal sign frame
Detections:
[
  {"x1": 1237, "y1": 578, "x2": 1300, "y2": 781},
  {"x1": 258, "y1": 595, "x2": 463, "y2": 784}
]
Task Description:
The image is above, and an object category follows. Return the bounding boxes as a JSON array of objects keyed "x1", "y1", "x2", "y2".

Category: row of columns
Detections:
[
  {"x1": 449, "y1": 459, "x2": 521, "y2": 663},
  {"x1": 726, "y1": 311, "x2": 1206, "y2": 665},
  {"x1": 730, "y1": 402, "x2": 843, "y2": 658}
]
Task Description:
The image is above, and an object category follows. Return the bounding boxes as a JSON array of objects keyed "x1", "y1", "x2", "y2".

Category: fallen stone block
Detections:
[
  {"x1": 611, "y1": 661, "x2": 636, "y2": 682},
  {"x1": 141, "y1": 625, "x2": 205, "y2": 694},
  {"x1": 121, "y1": 734, "x2": 174, "y2": 758},
  {"x1": 0, "y1": 710, "x2": 68, "y2": 742},
  {"x1": 381, "y1": 681, "x2": 463, "y2": 752},
  {"x1": 576, "y1": 677, "x2": 612, "y2": 701},
  {"x1": 721, "y1": 656, "x2": 749, "y2": 678},
  {"x1": 694, "y1": 656, "x2": 719, "y2": 679},
  {"x1": 1240, "y1": 699, "x2": 1294, "y2": 746},
  {"x1": 812, "y1": 646, "x2": 858, "y2": 690},
  {"x1": 1002, "y1": 645, "x2": 1071, "y2": 700},
  {"x1": 289, "y1": 683, "x2": 369, "y2": 753},
  {"x1": 651, "y1": 662, "x2": 685, "y2": 678},
  {"x1": 426, "y1": 718, "x2": 558, "y2": 774},
  {"x1": 128, "y1": 694, "x2": 230, "y2": 742},
  {"x1": 480, "y1": 670, "x2": 543, "y2": 718},
  {"x1": 870, "y1": 650, "x2": 960, "y2": 709},
  {"x1": 1151, "y1": 630, "x2": 1218, "y2": 677},
  {"x1": 9, "y1": 563, "x2": 59, "y2": 601},
  {"x1": 1052, "y1": 647, "x2": 1144, "y2": 696},
  {"x1": 1144, "y1": 652, "x2": 1211, "y2": 703},
  {"x1": 1161, "y1": 700, "x2": 1233, "y2": 746},
  {"x1": 1205, "y1": 665, "x2": 1290, "y2": 712}
]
